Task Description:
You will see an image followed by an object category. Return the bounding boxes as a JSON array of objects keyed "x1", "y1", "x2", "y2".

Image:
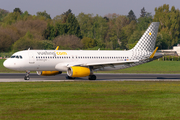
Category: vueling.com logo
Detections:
[{"x1": 56, "y1": 52, "x2": 67, "y2": 55}]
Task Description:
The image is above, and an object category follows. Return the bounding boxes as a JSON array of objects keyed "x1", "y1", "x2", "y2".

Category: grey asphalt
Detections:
[{"x1": 1, "y1": 73, "x2": 180, "y2": 82}]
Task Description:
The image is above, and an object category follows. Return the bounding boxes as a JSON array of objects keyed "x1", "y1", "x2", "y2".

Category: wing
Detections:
[
  {"x1": 67, "y1": 60, "x2": 139, "y2": 70},
  {"x1": 82, "y1": 60, "x2": 139, "y2": 66}
]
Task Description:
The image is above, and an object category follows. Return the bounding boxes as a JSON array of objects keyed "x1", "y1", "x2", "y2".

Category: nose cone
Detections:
[{"x1": 3, "y1": 59, "x2": 9, "y2": 68}]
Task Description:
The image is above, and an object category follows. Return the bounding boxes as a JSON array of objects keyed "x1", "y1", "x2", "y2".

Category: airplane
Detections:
[{"x1": 3, "y1": 22, "x2": 163, "y2": 80}]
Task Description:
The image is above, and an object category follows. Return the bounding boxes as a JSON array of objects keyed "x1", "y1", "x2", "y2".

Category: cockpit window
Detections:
[
  {"x1": 10, "y1": 55, "x2": 23, "y2": 59},
  {"x1": 11, "y1": 56, "x2": 15, "y2": 58}
]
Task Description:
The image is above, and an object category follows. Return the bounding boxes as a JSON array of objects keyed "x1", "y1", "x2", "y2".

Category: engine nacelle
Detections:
[
  {"x1": 37, "y1": 71, "x2": 62, "y2": 76},
  {"x1": 67, "y1": 66, "x2": 91, "y2": 77}
]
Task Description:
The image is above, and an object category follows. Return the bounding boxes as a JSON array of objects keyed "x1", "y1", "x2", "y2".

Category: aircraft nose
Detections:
[{"x1": 3, "y1": 59, "x2": 10, "y2": 68}]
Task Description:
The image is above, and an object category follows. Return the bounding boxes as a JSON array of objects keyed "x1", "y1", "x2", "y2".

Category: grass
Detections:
[
  {"x1": 1, "y1": 81, "x2": 180, "y2": 119},
  {"x1": 1, "y1": 59, "x2": 180, "y2": 73}
]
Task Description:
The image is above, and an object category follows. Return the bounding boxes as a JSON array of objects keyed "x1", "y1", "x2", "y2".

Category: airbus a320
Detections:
[{"x1": 3, "y1": 22, "x2": 162, "y2": 80}]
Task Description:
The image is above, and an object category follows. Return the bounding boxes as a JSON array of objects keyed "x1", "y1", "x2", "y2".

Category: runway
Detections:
[{"x1": 1, "y1": 73, "x2": 180, "y2": 82}]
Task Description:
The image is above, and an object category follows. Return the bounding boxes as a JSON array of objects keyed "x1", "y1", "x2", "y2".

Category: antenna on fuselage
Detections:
[
  {"x1": 28, "y1": 48, "x2": 30, "y2": 50},
  {"x1": 98, "y1": 48, "x2": 100, "y2": 51}
]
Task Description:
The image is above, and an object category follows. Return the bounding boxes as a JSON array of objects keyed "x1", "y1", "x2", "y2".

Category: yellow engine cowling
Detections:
[
  {"x1": 67, "y1": 66, "x2": 91, "y2": 77},
  {"x1": 37, "y1": 71, "x2": 62, "y2": 76}
]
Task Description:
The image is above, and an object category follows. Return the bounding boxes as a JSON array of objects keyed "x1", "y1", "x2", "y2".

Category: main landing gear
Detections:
[
  {"x1": 88, "y1": 75, "x2": 96, "y2": 80},
  {"x1": 66, "y1": 75, "x2": 96, "y2": 80},
  {"x1": 66, "y1": 76, "x2": 75, "y2": 79},
  {"x1": 24, "y1": 71, "x2": 30, "y2": 80}
]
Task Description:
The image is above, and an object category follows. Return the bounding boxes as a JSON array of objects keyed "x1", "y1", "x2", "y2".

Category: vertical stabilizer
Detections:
[{"x1": 131, "y1": 22, "x2": 159, "y2": 52}]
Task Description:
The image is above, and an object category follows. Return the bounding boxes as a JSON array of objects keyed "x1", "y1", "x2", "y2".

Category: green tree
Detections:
[
  {"x1": 62, "y1": 9, "x2": 72, "y2": 23},
  {"x1": 2, "y1": 12, "x2": 21, "y2": 25},
  {"x1": 77, "y1": 12, "x2": 94, "y2": 38},
  {"x1": 140, "y1": 7, "x2": 146, "y2": 17},
  {"x1": 37, "y1": 10, "x2": 51, "y2": 19},
  {"x1": 137, "y1": 8, "x2": 153, "y2": 31},
  {"x1": 13, "y1": 8, "x2": 23, "y2": 14},
  {"x1": 66, "y1": 13, "x2": 82, "y2": 38},
  {"x1": 127, "y1": 10, "x2": 136, "y2": 22},
  {"x1": 43, "y1": 23, "x2": 55, "y2": 40},
  {"x1": 54, "y1": 23, "x2": 68, "y2": 36},
  {"x1": 81, "y1": 37, "x2": 97, "y2": 49},
  {"x1": 21, "y1": 11, "x2": 30, "y2": 20},
  {"x1": 63, "y1": 9, "x2": 72, "y2": 16},
  {"x1": 13, "y1": 31, "x2": 53, "y2": 51},
  {"x1": 153, "y1": 4, "x2": 180, "y2": 48},
  {"x1": 0, "y1": 8, "x2": 9, "y2": 21},
  {"x1": 127, "y1": 30, "x2": 143, "y2": 49},
  {"x1": 53, "y1": 14, "x2": 65, "y2": 23}
]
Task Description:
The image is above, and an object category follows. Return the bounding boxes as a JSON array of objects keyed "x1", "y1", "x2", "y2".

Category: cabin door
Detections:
[{"x1": 29, "y1": 52, "x2": 35, "y2": 64}]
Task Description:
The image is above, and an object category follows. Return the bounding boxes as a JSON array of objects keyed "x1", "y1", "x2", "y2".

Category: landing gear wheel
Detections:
[
  {"x1": 24, "y1": 76, "x2": 30, "y2": 80},
  {"x1": 24, "y1": 71, "x2": 30, "y2": 80},
  {"x1": 88, "y1": 75, "x2": 96, "y2": 80},
  {"x1": 66, "y1": 76, "x2": 75, "y2": 79}
]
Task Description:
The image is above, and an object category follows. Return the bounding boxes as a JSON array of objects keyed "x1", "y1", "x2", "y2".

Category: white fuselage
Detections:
[{"x1": 4, "y1": 50, "x2": 135, "y2": 72}]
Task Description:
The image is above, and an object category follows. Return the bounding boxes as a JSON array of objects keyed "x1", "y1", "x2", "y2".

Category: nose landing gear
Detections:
[{"x1": 24, "y1": 71, "x2": 30, "y2": 80}]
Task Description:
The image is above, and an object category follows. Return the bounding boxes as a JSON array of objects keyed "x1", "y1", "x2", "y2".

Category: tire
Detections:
[
  {"x1": 88, "y1": 75, "x2": 96, "y2": 80},
  {"x1": 24, "y1": 76, "x2": 30, "y2": 80},
  {"x1": 66, "y1": 76, "x2": 75, "y2": 79}
]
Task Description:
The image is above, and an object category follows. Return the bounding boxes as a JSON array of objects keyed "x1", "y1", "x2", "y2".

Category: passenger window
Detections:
[{"x1": 20, "y1": 56, "x2": 22, "y2": 59}]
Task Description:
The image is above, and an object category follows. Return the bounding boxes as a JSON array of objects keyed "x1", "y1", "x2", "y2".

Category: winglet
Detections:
[
  {"x1": 149, "y1": 47, "x2": 158, "y2": 58},
  {"x1": 55, "y1": 46, "x2": 59, "y2": 50}
]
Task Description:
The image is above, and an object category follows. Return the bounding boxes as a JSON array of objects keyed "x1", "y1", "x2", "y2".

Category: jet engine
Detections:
[
  {"x1": 37, "y1": 71, "x2": 62, "y2": 76},
  {"x1": 67, "y1": 66, "x2": 92, "y2": 77}
]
